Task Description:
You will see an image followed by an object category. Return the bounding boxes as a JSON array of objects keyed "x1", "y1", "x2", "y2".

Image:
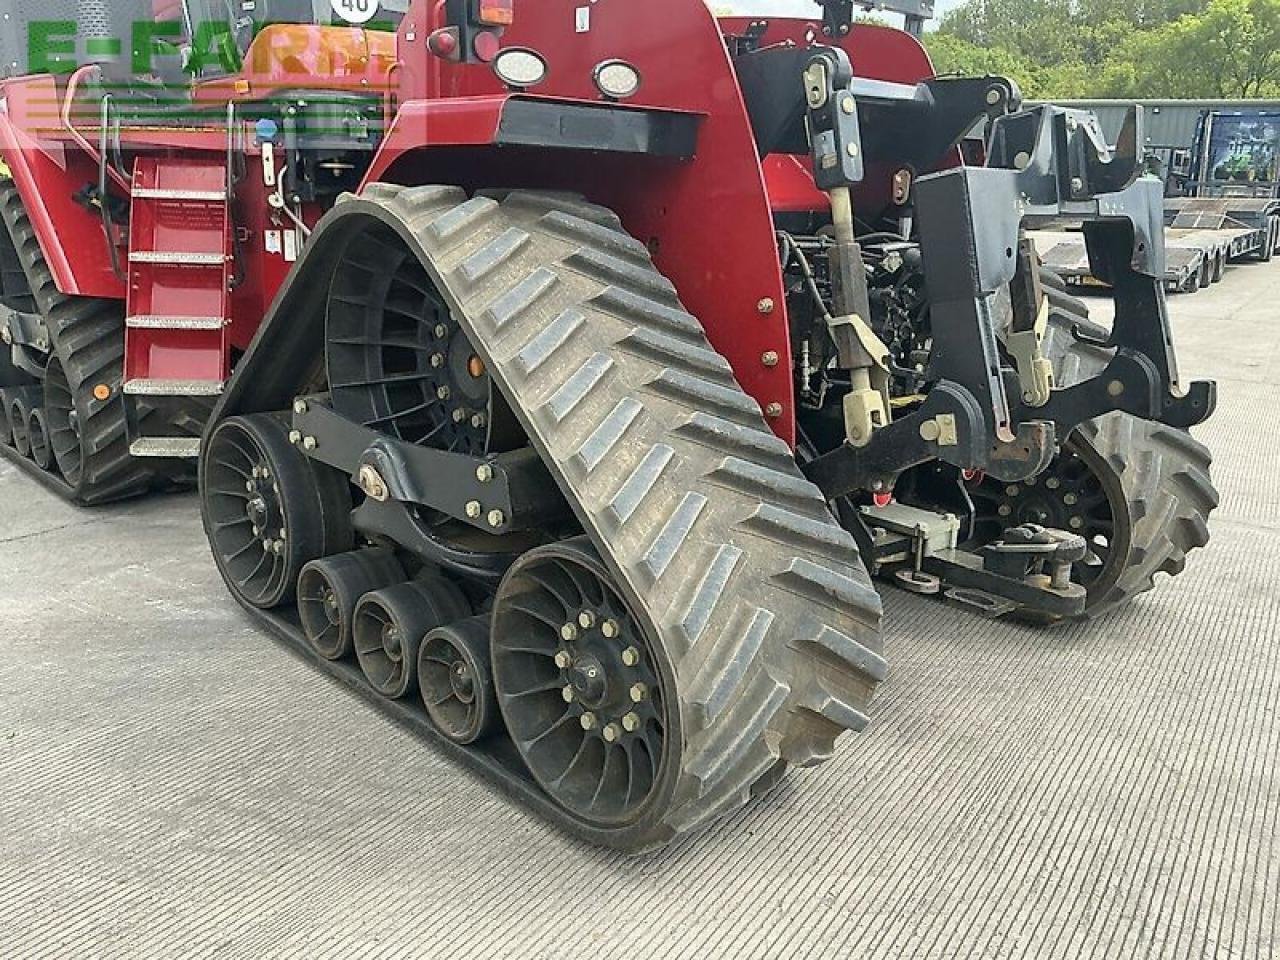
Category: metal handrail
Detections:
[{"x1": 61, "y1": 65, "x2": 132, "y2": 196}]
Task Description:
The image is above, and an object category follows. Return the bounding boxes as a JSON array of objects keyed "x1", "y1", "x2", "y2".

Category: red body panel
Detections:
[{"x1": 0, "y1": 2, "x2": 945, "y2": 445}]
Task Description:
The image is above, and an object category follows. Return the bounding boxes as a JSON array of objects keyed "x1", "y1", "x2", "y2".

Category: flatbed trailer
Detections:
[{"x1": 1031, "y1": 196, "x2": 1280, "y2": 293}]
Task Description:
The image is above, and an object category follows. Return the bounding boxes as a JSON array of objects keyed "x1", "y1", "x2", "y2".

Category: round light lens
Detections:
[
  {"x1": 593, "y1": 60, "x2": 642, "y2": 100},
  {"x1": 494, "y1": 49, "x2": 549, "y2": 89}
]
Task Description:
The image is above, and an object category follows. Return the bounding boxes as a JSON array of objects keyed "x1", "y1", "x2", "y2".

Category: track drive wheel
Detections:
[
  {"x1": 492, "y1": 540, "x2": 674, "y2": 832},
  {"x1": 201, "y1": 414, "x2": 354, "y2": 609},
  {"x1": 299, "y1": 549, "x2": 405, "y2": 660},
  {"x1": 419, "y1": 617, "x2": 500, "y2": 745},
  {"x1": 987, "y1": 273, "x2": 1219, "y2": 618},
  {"x1": 308, "y1": 185, "x2": 885, "y2": 849},
  {"x1": 353, "y1": 577, "x2": 471, "y2": 699}
]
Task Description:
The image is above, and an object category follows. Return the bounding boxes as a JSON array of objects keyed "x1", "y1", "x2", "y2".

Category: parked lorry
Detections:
[{"x1": 0, "y1": 0, "x2": 1217, "y2": 850}]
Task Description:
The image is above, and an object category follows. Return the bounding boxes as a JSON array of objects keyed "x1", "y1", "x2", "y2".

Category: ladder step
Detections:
[
  {"x1": 130, "y1": 437, "x2": 202, "y2": 459},
  {"x1": 126, "y1": 315, "x2": 226, "y2": 331},
  {"x1": 129, "y1": 251, "x2": 226, "y2": 267},
  {"x1": 132, "y1": 188, "x2": 227, "y2": 202},
  {"x1": 124, "y1": 378, "x2": 224, "y2": 397}
]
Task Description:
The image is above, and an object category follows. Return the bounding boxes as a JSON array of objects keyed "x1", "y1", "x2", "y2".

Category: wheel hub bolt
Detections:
[
  {"x1": 471, "y1": 413, "x2": 487, "y2": 430},
  {"x1": 580, "y1": 712, "x2": 598, "y2": 731},
  {"x1": 1006, "y1": 485, "x2": 1021, "y2": 497},
  {"x1": 437, "y1": 386, "x2": 451, "y2": 401},
  {"x1": 622, "y1": 712, "x2": 641, "y2": 733},
  {"x1": 601, "y1": 619, "x2": 620, "y2": 639},
  {"x1": 487, "y1": 510, "x2": 505, "y2": 529},
  {"x1": 1064, "y1": 493, "x2": 1079, "y2": 506},
  {"x1": 452, "y1": 409, "x2": 468, "y2": 424},
  {"x1": 1046, "y1": 478, "x2": 1061, "y2": 490},
  {"x1": 262, "y1": 541, "x2": 273, "y2": 552},
  {"x1": 561, "y1": 623, "x2": 579, "y2": 643},
  {"x1": 998, "y1": 505, "x2": 1013, "y2": 518},
  {"x1": 1069, "y1": 516, "x2": 1085, "y2": 530},
  {"x1": 562, "y1": 685, "x2": 575, "y2": 703},
  {"x1": 621, "y1": 646, "x2": 640, "y2": 667},
  {"x1": 431, "y1": 353, "x2": 446, "y2": 368},
  {"x1": 629, "y1": 683, "x2": 648, "y2": 703},
  {"x1": 475, "y1": 464, "x2": 494, "y2": 484},
  {"x1": 434, "y1": 323, "x2": 449, "y2": 339},
  {"x1": 602, "y1": 723, "x2": 621, "y2": 744},
  {"x1": 465, "y1": 500, "x2": 482, "y2": 519},
  {"x1": 555, "y1": 650, "x2": 573, "y2": 670},
  {"x1": 273, "y1": 541, "x2": 285, "y2": 556},
  {"x1": 578, "y1": 610, "x2": 597, "y2": 630}
]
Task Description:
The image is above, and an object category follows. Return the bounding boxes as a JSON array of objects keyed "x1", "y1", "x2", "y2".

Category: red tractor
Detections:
[{"x1": 0, "y1": 0, "x2": 1218, "y2": 850}]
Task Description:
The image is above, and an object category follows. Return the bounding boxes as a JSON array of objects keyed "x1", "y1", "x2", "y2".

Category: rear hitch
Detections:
[
  {"x1": 858, "y1": 502, "x2": 1088, "y2": 620},
  {"x1": 806, "y1": 102, "x2": 1216, "y2": 501}
]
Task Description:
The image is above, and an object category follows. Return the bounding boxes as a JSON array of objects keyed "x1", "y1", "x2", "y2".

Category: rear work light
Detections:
[{"x1": 477, "y1": 0, "x2": 514, "y2": 26}]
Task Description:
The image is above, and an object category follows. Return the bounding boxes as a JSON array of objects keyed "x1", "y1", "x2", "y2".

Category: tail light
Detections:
[{"x1": 477, "y1": 0, "x2": 514, "y2": 26}]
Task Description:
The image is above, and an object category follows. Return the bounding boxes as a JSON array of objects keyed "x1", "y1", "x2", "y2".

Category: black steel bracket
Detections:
[{"x1": 291, "y1": 398, "x2": 567, "y2": 535}]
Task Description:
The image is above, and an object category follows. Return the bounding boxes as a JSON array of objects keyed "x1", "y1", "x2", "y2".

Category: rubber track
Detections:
[
  {"x1": 342, "y1": 186, "x2": 886, "y2": 843},
  {"x1": 0, "y1": 183, "x2": 157, "y2": 505},
  {"x1": 1041, "y1": 272, "x2": 1219, "y2": 617}
]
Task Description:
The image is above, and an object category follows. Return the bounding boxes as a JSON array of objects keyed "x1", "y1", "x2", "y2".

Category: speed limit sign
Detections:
[{"x1": 331, "y1": 0, "x2": 380, "y2": 24}]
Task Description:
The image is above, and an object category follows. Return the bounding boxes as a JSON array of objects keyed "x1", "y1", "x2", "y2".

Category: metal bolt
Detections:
[
  {"x1": 302, "y1": 436, "x2": 317, "y2": 451},
  {"x1": 561, "y1": 685, "x2": 575, "y2": 703},
  {"x1": 841, "y1": 95, "x2": 855, "y2": 114},
  {"x1": 273, "y1": 540, "x2": 285, "y2": 555},
  {"x1": 465, "y1": 500, "x2": 482, "y2": 519},
  {"x1": 603, "y1": 723, "x2": 621, "y2": 744},
  {"x1": 434, "y1": 323, "x2": 449, "y2": 339},
  {"x1": 487, "y1": 510, "x2": 505, "y2": 529},
  {"x1": 475, "y1": 464, "x2": 494, "y2": 484},
  {"x1": 621, "y1": 646, "x2": 640, "y2": 667},
  {"x1": 986, "y1": 87, "x2": 1002, "y2": 106},
  {"x1": 245, "y1": 481, "x2": 255, "y2": 492},
  {"x1": 431, "y1": 353, "x2": 446, "y2": 368},
  {"x1": 578, "y1": 610, "x2": 597, "y2": 630},
  {"x1": 1063, "y1": 493, "x2": 1079, "y2": 506},
  {"x1": 293, "y1": 399, "x2": 308, "y2": 415},
  {"x1": 436, "y1": 385, "x2": 452, "y2": 401},
  {"x1": 601, "y1": 619, "x2": 620, "y2": 639},
  {"x1": 1006, "y1": 485, "x2": 1021, "y2": 497},
  {"x1": 289, "y1": 430, "x2": 302, "y2": 445},
  {"x1": 471, "y1": 413, "x2": 488, "y2": 430},
  {"x1": 561, "y1": 623, "x2": 579, "y2": 643},
  {"x1": 278, "y1": 529, "x2": 287, "y2": 542},
  {"x1": 251, "y1": 525, "x2": 260, "y2": 537},
  {"x1": 555, "y1": 651, "x2": 573, "y2": 670},
  {"x1": 998, "y1": 504, "x2": 1013, "y2": 518},
  {"x1": 757, "y1": 298, "x2": 776, "y2": 315},
  {"x1": 1046, "y1": 478, "x2": 1061, "y2": 490},
  {"x1": 1071, "y1": 176, "x2": 1085, "y2": 193},
  {"x1": 452, "y1": 409, "x2": 468, "y2": 424},
  {"x1": 762, "y1": 351, "x2": 780, "y2": 368},
  {"x1": 262, "y1": 540, "x2": 273, "y2": 552},
  {"x1": 580, "y1": 712, "x2": 598, "y2": 731},
  {"x1": 1014, "y1": 151, "x2": 1032, "y2": 170},
  {"x1": 1069, "y1": 516, "x2": 1085, "y2": 530},
  {"x1": 1107, "y1": 380, "x2": 1125, "y2": 398},
  {"x1": 629, "y1": 683, "x2": 648, "y2": 703},
  {"x1": 847, "y1": 143, "x2": 859, "y2": 158},
  {"x1": 622, "y1": 712, "x2": 641, "y2": 733},
  {"x1": 765, "y1": 402, "x2": 784, "y2": 419}
]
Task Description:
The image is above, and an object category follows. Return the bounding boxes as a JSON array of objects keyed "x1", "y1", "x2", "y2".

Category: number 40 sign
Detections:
[{"x1": 331, "y1": 0, "x2": 381, "y2": 25}]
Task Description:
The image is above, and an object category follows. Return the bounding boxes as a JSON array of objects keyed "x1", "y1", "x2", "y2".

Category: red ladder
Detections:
[{"x1": 123, "y1": 156, "x2": 233, "y2": 458}]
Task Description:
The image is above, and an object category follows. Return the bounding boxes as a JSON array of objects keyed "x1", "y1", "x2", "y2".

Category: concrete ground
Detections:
[{"x1": 1, "y1": 263, "x2": 1276, "y2": 960}]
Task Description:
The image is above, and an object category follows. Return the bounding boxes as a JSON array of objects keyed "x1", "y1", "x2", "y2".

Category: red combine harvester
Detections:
[{"x1": 0, "y1": 0, "x2": 1218, "y2": 849}]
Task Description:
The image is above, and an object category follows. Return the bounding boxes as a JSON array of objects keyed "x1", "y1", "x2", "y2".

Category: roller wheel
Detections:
[
  {"x1": 27, "y1": 407, "x2": 51, "y2": 469},
  {"x1": 201, "y1": 414, "x2": 353, "y2": 609},
  {"x1": 981, "y1": 271, "x2": 1219, "y2": 618},
  {"x1": 419, "y1": 616, "x2": 500, "y2": 745},
  {"x1": 492, "y1": 540, "x2": 673, "y2": 830},
  {"x1": 10, "y1": 395, "x2": 31, "y2": 457},
  {"x1": 298, "y1": 548, "x2": 405, "y2": 660},
  {"x1": 353, "y1": 577, "x2": 470, "y2": 699}
]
